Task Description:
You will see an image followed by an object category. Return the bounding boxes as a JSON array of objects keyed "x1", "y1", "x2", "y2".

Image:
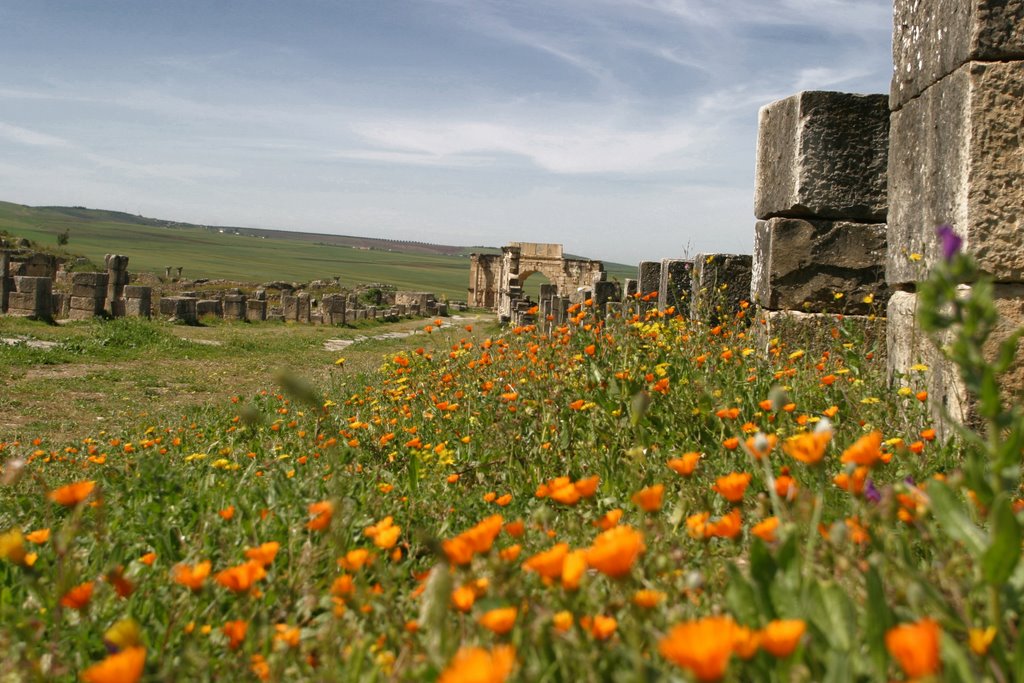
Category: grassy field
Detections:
[
  {"x1": 0, "y1": 201, "x2": 636, "y2": 301},
  {"x1": 1, "y1": 248, "x2": 1022, "y2": 680}
]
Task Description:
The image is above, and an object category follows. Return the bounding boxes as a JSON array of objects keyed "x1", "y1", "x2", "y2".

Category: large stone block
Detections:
[
  {"x1": 69, "y1": 295, "x2": 104, "y2": 312},
  {"x1": 282, "y1": 295, "x2": 298, "y2": 321},
  {"x1": 753, "y1": 218, "x2": 888, "y2": 314},
  {"x1": 658, "y1": 259, "x2": 692, "y2": 314},
  {"x1": 71, "y1": 272, "x2": 108, "y2": 287},
  {"x1": 124, "y1": 297, "x2": 150, "y2": 318},
  {"x1": 690, "y1": 253, "x2": 753, "y2": 324},
  {"x1": 13, "y1": 276, "x2": 52, "y2": 294},
  {"x1": 196, "y1": 299, "x2": 222, "y2": 318},
  {"x1": 246, "y1": 299, "x2": 267, "y2": 322},
  {"x1": 755, "y1": 91, "x2": 889, "y2": 222},
  {"x1": 892, "y1": 0, "x2": 1024, "y2": 108},
  {"x1": 123, "y1": 285, "x2": 151, "y2": 299},
  {"x1": 888, "y1": 286, "x2": 1024, "y2": 438},
  {"x1": 888, "y1": 60, "x2": 1024, "y2": 285},
  {"x1": 638, "y1": 262, "x2": 660, "y2": 297},
  {"x1": 7, "y1": 291, "x2": 53, "y2": 319},
  {"x1": 161, "y1": 297, "x2": 198, "y2": 324}
]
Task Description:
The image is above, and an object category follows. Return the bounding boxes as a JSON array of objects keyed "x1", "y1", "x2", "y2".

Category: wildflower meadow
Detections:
[{"x1": 1, "y1": 245, "x2": 1022, "y2": 682}]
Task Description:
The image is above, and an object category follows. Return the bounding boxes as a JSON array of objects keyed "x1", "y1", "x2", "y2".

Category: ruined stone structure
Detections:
[
  {"x1": 886, "y1": 0, "x2": 1024, "y2": 434},
  {"x1": 657, "y1": 260, "x2": 692, "y2": 314},
  {"x1": 469, "y1": 243, "x2": 606, "y2": 322},
  {"x1": 753, "y1": 91, "x2": 890, "y2": 317},
  {"x1": 690, "y1": 254, "x2": 753, "y2": 325}
]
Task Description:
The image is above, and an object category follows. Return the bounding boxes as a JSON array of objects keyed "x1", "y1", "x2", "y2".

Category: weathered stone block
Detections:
[
  {"x1": 197, "y1": 300, "x2": 222, "y2": 318},
  {"x1": 690, "y1": 254, "x2": 753, "y2": 323},
  {"x1": 297, "y1": 293, "x2": 311, "y2": 323},
  {"x1": 658, "y1": 259, "x2": 692, "y2": 314},
  {"x1": 753, "y1": 218, "x2": 888, "y2": 314},
  {"x1": 246, "y1": 299, "x2": 267, "y2": 322},
  {"x1": 222, "y1": 295, "x2": 246, "y2": 320},
  {"x1": 892, "y1": 0, "x2": 1024, "y2": 108},
  {"x1": 13, "y1": 276, "x2": 52, "y2": 294},
  {"x1": 638, "y1": 262, "x2": 660, "y2": 298},
  {"x1": 755, "y1": 91, "x2": 889, "y2": 222},
  {"x1": 888, "y1": 287, "x2": 1024, "y2": 439},
  {"x1": 593, "y1": 280, "x2": 621, "y2": 312},
  {"x1": 161, "y1": 297, "x2": 197, "y2": 324},
  {"x1": 70, "y1": 284, "x2": 102, "y2": 297},
  {"x1": 282, "y1": 295, "x2": 298, "y2": 321},
  {"x1": 888, "y1": 60, "x2": 1024, "y2": 285},
  {"x1": 71, "y1": 271, "x2": 108, "y2": 287},
  {"x1": 69, "y1": 295, "x2": 104, "y2": 312},
  {"x1": 123, "y1": 285, "x2": 150, "y2": 299},
  {"x1": 124, "y1": 297, "x2": 150, "y2": 318}
]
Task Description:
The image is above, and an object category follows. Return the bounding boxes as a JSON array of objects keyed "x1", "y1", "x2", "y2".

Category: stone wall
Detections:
[
  {"x1": 753, "y1": 90, "x2": 890, "y2": 317},
  {"x1": 887, "y1": 0, "x2": 1024, "y2": 434}
]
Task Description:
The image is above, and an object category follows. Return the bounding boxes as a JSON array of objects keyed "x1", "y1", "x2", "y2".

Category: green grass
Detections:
[{"x1": 0, "y1": 201, "x2": 635, "y2": 301}]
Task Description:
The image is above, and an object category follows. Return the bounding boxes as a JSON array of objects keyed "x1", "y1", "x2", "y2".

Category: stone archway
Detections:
[{"x1": 468, "y1": 242, "x2": 606, "y2": 321}]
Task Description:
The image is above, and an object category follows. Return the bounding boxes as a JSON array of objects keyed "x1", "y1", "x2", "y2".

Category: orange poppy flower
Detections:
[
  {"x1": 659, "y1": 616, "x2": 737, "y2": 681},
  {"x1": 549, "y1": 482, "x2": 581, "y2": 505},
  {"x1": 478, "y1": 607, "x2": 517, "y2": 635},
  {"x1": 438, "y1": 645, "x2": 516, "y2": 683},
  {"x1": 306, "y1": 501, "x2": 334, "y2": 531},
  {"x1": 25, "y1": 528, "x2": 50, "y2": 544},
  {"x1": 244, "y1": 542, "x2": 279, "y2": 567},
  {"x1": 48, "y1": 480, "x2": 96, "y2": 506},
  {"x1": 783, "y1": 431, "x2": 831, "y2": 465},
  {"x1": 60, "y1": 581, "x2": 94, "y2": 610},
  {"x1": 504, "y1": 520, "x2": 525, "y2": 538},
  {"x1": 760, "y1": 619, "x2": 806, "y2": 657},
  {"x1": 593, "y1": 508, "x2": 623, "y2": 530},
  {"x1": 585, "y1": 525, "x2": 645, "y2": 578},
  {"x1": 365, "y1": 517, "x2": 401, "y2": 549},
  {"x1": 223, "y1": 620, "x2": 248, "y2": 650},
  {"x1": 173, "y1": 560, "x2": 212, "y2": 591},
  {"x1": 840, "y1": 431, "x2": 883, "y2": 467},
  {"x1": 561, "y1": 550, "x2": 587, "y2": 591},
  {"x1": 744, "y1": 433, "x2": 777, "y2": 459},
  {"x1": 81, "y1": 646, "x2": 146, "y2": 683},
  {"x1": 215, "y1": 560, "x2": 267, "y2": 593},
  {"x1": 574, "y1": 475, "x2": 600, "y2": 498},
  {"x1": 585, "y1": 615, "x2": 617, "y2": 640},
  {"x1": 732, "y1": 626, "x2": 761, "y2": 659},
  {"x1": 667, "y1": 452, "x2": 702, "y2": 476},
  {"x1": 631, "y1": 484, "x2": 664, "y2": 512},
  {"x1": 522, "y1": 543, "x2": 568, "y2": 580},
  {"x1": 706, "y1": 509, "x2": 743, "y2": 540},
  {"x1": 751, "y1": 516, "x2": 780, "y2": 543},
  {"x1": 712, "y1": 472, "x2": 752, "y2": 503},
  {"x1": 632, "y1": 589, "x2": 666, "y2": 608},
  {"x1": 722, "y1": 437, "x2": 740, "y2": 450},
  {"x1": 885, "y1": 618, "x2": 941, "y2": 678},
  {"x1": 218, "y1": 506, "x2": 235, "y2": 521}
]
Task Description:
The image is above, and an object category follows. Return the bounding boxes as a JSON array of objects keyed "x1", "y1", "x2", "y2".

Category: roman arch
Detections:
[{"x1": 469, "y1": 242, "x2": 606, "y2": 320}]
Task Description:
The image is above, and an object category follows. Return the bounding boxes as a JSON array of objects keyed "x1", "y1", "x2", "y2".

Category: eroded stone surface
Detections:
[
  {"x1": 892, "y1": 0, "x2": 1024, "y2": 108},
  {"x1": 888, "y1": 61, "x2": 1024, "y2": 284},
  {"x1": 690, "y1": 254, "x2": 752, "y2": 324},
  {"x1": 753, "y1": 218, "x2": 888, "y2": 314},
  {"x1": 755, "y1": 91, "x2": 889, "y2": 222}
]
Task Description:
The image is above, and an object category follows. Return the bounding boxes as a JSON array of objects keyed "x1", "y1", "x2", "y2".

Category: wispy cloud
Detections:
[{"x1": 0, "y1": 121, "x2": 71, "y2": 148}]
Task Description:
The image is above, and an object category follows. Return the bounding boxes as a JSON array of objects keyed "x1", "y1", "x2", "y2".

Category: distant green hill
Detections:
[{"x1": 0, "y1": 201, "x2": 635, "y2": 301}]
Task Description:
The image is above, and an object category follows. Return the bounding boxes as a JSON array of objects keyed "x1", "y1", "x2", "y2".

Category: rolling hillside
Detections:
[{"x1": 0, "y1": 201, "x2": 636, "y2": 300}]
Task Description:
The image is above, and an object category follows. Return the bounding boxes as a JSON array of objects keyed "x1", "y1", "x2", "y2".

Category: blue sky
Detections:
[{"x1": 0, "y1": 0, "x2": 892, "y2": 265}]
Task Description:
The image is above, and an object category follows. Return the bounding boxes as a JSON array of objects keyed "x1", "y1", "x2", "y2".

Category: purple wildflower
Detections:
[
  {"x1": 937, "y1": 224, "x2": 962, "y2": 261},
  {"x1": 864, "y1": 478, "x2": 881, "y2": 503}
]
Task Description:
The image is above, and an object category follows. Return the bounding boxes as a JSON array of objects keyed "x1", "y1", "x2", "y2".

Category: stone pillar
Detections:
[
  {"x1": 637, "y1": 261, "x2": 661, "y2": 312},
  {"x1": 0, "y1": 251, "x2": 9, "y2": 313},
  {"x1": 297, "y1": 293, "x2": 311, "y2": 323},
  {"x1": 282, "y1": 295, "x2": 298, "y2": 321},
  {"x1": 753, "y1": 90, "x2": 889, "y2": 316},
  {"x1": 887, "y1": 1, "x2": 1024, "y2": 434},
  {"x1": 322, "y1": 295, "x2": 346, "y2": 325},
  {"x1": 197, "y1": 299, "x2": 222, "y2": 318},
  {"x1": 222, "y1": 294, "x2": 247, "y2": 320},
  {"x1": 68, "y1": 272, "x2": 108, "y2": 320},
  {"x1": 104, "y1": 254, "x2": 130, "y2": 317},
  {"x1": 657, "y1": 260, "x2": 692, "y2": 315},
  {"x1": 593, "y1": 280, "x2": 620, "y2": 317},
  {"x1": 690, "y1": 254, "x2": 752, "y2": 324},
  {"x1": 7, "y1": 276, "x2": 53, "y2": 320},
  {"x1": 124, "y1": 285, "x2": 151, "y2": 318},
  {"x1": 246, "y1": 299, "x2": 267, "y2": 322}
]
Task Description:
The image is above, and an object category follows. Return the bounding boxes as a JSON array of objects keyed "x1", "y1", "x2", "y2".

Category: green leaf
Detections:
[
  {"x1": 807, "y1": 582, "x2": 854, "y2": 652},
  {"x1": 940, "y1": 631, "x2": 977, "y2": 683},
  {"x1": 981, "y1": 494, "x2": 1021, "y2": 585},
  {"x1": 927, "y1": 481, "x2": 986, "y2": 556},
  {"x1": 724, "y1": 565, "x2": 761, "y2": 625},
  {"x1": 862, "y1": 566, "x2": 892, "y2": 679}
]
